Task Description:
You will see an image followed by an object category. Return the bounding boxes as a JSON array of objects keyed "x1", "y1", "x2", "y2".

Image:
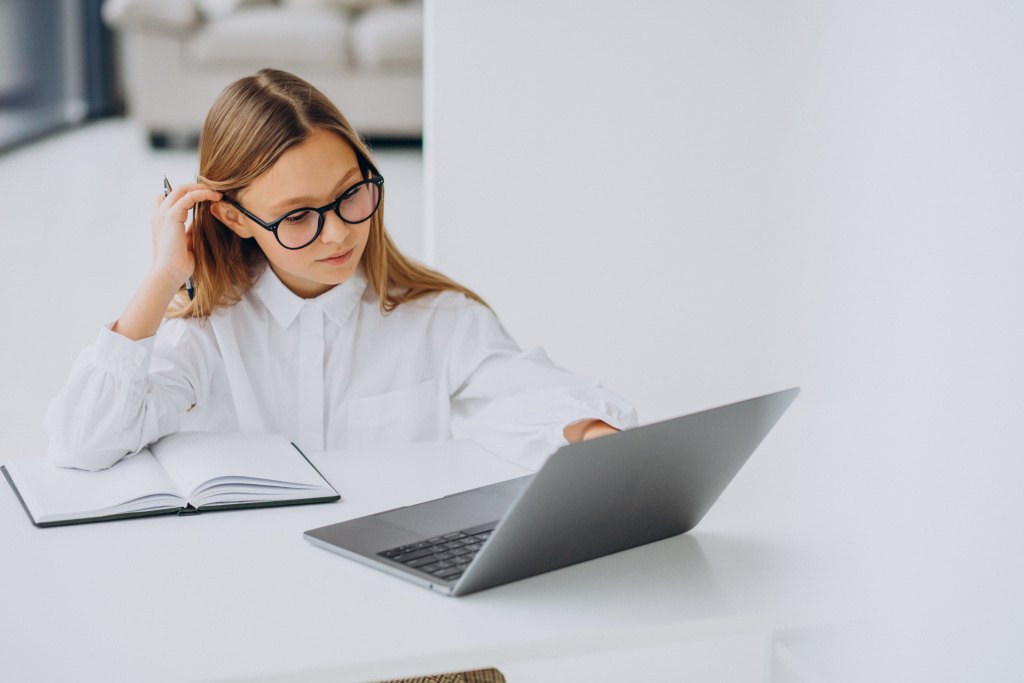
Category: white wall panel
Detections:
[{"x1": 426, "y1": 1, "x2": 825, "y2": 423}]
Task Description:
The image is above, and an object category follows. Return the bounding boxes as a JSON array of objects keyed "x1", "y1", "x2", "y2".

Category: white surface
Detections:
[
  {"x1": 1, "y1": 437, "x2": 840, "y2": 683},
  {"x1": 425, "y1": 1, "x2": 1024, "y2": 680},
  {"x1": 498, "y1": 632, "x2": 769, "y2": 683}
]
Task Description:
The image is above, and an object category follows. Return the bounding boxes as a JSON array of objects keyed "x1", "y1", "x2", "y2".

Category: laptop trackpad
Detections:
[{"x1": 376, "y1": 491, "x2": 511, "y2": 536}]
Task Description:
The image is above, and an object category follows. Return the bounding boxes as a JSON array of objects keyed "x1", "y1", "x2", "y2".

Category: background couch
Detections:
[{"x1": 103, "y1": 0, "x2": 423, "y2": 146}]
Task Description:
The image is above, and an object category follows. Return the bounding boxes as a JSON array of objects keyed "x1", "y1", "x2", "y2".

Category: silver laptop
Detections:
[{"x1": 304, "y1": 387, "x2": 799, "y2": 596}]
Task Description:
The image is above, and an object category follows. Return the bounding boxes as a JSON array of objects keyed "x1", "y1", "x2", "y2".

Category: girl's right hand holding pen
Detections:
[
  {"x1": 111, "y1": 184, "x2": 222, "y2": 342},
  {"x1": 151, "y1": 183, "x2": 221, "y2": 289}
]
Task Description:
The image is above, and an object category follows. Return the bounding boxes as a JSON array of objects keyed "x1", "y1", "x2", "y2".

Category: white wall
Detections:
[
  {"x1": 426, "y1": 2, "x2": 828, "y2": 423},
  {"x1": 426, "y1": 0, "x2": 1024, "y2": 413},
  {"x1": 425, "y1": 1, "x2": 1024, "y2": 678}
]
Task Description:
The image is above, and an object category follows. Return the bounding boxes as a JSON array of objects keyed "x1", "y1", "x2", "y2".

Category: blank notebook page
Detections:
[
  {"x1": 6, "y1": 453, "x2": 182, "y2": 520},
  {"x1": 150, "y1": 432, "x2": 328, "y2": 498}
]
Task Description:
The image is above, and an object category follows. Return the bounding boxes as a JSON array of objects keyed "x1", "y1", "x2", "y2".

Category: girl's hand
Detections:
[
  {"x1": 113, "y1": 184, "x2": 223, "y2": 341},
  {"x1": 150, "y1": 183, "x2": 222, "y2": 288},
  {"x1": 564, "y1": 419, "x2": 620, "y2": 443}
]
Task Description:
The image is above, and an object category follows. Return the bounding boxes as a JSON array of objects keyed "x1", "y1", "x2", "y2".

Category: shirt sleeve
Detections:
[
  {"x1": 43, "y1": 319, "x2": 216, "y2": 471},
  {"x1": 445, "y1": 302, "x2": 638, "y2": 470}
]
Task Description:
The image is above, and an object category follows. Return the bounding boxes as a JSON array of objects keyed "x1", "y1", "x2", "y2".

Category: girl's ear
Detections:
[{"x1": 210, "y1": 200, "x2": 254, "y2": 239}]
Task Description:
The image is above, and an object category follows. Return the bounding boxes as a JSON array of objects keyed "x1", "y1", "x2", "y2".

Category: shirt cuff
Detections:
[{"x1": 89, "y1": 323, "x2": 155, "y2": 381}]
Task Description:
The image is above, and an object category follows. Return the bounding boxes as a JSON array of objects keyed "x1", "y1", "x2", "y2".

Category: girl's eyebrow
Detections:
[{"x1": 267, "y1": 167, "x2": 362, "y2": 213}]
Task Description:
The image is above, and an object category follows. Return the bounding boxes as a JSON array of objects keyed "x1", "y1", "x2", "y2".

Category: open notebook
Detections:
[{"x1": 2, "y1": 432, "x2": 339, "y2": 527}]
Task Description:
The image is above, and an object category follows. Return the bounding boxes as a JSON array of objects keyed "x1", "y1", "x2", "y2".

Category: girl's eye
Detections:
[
  {"x1": 283, "y1": 210, "x2": 310, "y2": 224},
  {"x1": 339, "y1": 184, "x2": 364, "y2": 204}
]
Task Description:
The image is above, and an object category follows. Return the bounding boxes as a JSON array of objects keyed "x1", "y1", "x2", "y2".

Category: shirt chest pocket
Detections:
[{"x1": 342, "y1": 379, "x2": 449, "y2": 449}]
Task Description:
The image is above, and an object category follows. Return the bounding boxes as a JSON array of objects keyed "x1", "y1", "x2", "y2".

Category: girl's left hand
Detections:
[{"x1": 564, "y1": 419, "x2": 619, "y2": 443}]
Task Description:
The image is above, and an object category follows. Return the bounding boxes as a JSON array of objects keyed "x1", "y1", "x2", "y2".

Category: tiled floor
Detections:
[{"x1": 0, "y1": 117, "x2": 422, "y2": 459}]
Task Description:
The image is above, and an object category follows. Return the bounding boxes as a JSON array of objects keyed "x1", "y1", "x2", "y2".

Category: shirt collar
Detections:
[{"x1": 251, "y1": 262, "x2": 369, "y2": 329}]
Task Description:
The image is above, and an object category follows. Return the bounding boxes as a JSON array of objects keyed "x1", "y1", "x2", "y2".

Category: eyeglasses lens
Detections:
[
  {"x1": 337, "y1": 181, "x2": 380, "y2": 223},
  {"x1": 276, "y1": 209, "x2": 322, "y2": 249}
]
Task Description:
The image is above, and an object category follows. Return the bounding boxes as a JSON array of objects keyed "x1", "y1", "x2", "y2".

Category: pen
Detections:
[{"x1": 164, "y1": 176, "x2": 196, "y2": 301}]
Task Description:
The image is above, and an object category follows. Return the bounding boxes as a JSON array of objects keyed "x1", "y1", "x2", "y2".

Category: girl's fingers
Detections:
[
  {"x1": 170, "y1": 189, "x2": 223, "y2": 215},
  {"x1": 160, "y1": 183, "x2": 220, "y2": 208},
  {"x1": 178, "y1": 188, "x2": 223, "y2": 207},
  {"x1": 155, "y1": 189, "x2": 222, "y2": 226}
]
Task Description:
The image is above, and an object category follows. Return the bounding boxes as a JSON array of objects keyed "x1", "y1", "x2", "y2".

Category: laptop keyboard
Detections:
[{"x1": 377, "y1": 521, "x2": 498, "y2": 582}]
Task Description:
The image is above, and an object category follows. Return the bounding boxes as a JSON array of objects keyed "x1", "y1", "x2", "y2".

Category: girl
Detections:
[{"x1": 45, "y1": 68, "x2": 636, "y2": 473}]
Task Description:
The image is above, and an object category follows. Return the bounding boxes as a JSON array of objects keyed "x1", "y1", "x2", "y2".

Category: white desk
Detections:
[{"x1": 1, "y1": 427, "x2": 849, "y2": 683}]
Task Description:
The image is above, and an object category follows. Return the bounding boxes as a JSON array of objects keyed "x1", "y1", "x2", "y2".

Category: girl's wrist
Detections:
[
  {"x1": 113, "y1": 269, "x2": 184, "y2": 341},
  {"x1": 147, "y1": 265, "x2": 189, "y2": 299}
]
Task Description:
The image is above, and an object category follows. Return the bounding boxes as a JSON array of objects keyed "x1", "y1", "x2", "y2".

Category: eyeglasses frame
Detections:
[{"x1": 226, "y1": 172, "x2": 384, "y2": 250}]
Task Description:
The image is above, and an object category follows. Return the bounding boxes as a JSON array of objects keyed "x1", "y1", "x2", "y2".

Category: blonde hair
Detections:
[{"x1": 168, "y1": 68, "x2": 485, "y2": 318}]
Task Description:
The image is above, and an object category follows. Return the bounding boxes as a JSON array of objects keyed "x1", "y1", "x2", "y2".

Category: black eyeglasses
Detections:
[{"x1": 227, "y1": 175, "x2": 384, "y2": 250}]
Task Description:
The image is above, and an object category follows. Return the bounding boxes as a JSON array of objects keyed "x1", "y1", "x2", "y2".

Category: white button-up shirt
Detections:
[{"x1": 45, "y1": 265, "x2": 637, "y2": 471}]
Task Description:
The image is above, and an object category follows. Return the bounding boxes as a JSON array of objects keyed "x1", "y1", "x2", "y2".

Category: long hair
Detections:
[{"x1": 168, "y1": 68, "x2": 485, "y2": 318}]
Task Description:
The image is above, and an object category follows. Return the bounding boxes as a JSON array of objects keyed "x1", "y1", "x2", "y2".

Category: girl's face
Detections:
[{"x1": 215, "y1": 129, "x2": 373, "y2": 298}]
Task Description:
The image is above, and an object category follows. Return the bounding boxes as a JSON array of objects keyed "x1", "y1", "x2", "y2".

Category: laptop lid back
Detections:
[{"x1": 453, "y1": 387, "x2": 800, "y2": 596}]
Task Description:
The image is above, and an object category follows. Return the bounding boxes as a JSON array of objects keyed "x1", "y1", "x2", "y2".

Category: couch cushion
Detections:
[
  {"x1": 350, "y1": 2, "x2": 422, "y2": 70},
  {"x1": 197, "y1": 0, "x2": 276, "y2": 21},
  {"x1": 186, "y1": 7, "x2": 349, "y2": 67},
  {"x1": 102, "y1": 0, "x2": 199, "y2": 35},
  {"x1": 281, "y1": 0, "x2": 390, "y2": 11}
]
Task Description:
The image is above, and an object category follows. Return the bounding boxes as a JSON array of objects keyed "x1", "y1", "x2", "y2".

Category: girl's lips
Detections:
[{"x1": 319, "y1": 249, "x2": 353, "y2": 266}]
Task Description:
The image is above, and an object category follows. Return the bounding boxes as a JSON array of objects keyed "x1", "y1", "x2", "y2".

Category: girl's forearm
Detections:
[{"x1": 112, "y1": 269, "x2": 184, "y2": 341}]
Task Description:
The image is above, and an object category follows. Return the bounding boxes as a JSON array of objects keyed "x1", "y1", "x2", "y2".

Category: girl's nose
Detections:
[{"x1": 320, "y1": 210, "x2": 350, "y2": 243}]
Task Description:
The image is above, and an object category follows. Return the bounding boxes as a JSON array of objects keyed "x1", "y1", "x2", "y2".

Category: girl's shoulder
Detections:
[
  {"x1": 421, "y1": 288, "x2": 485, "y2": 309},
  {"x1": 384, "y1": 288, "x2": 491, "y2": 320}
]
